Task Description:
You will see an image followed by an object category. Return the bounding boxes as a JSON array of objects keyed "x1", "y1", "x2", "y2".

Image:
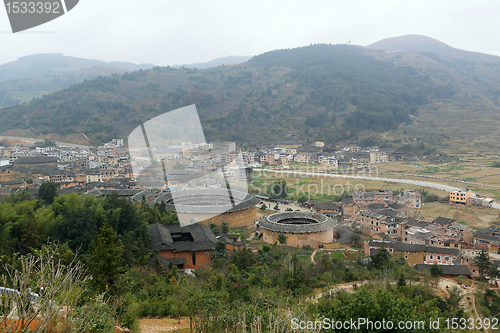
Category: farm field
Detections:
[{"x1": 259, "y1": 160, "x2": 500, "y2": 199}]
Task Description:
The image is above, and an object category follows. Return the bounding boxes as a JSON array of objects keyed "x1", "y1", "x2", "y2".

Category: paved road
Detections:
[{"x1": 263, "y1": 169, "x2": 500, "y2": 211}]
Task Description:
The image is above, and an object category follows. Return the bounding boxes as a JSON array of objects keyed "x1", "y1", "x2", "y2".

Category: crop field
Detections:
[
  {"x1": 269, "y1": 160, "x2": 500, "y2": 198},
  {"x1": 251, "y1": 170, "x2": 449, "y2": 201}
]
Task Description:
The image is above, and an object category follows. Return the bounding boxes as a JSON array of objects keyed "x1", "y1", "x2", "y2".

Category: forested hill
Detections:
[{"x1": 0, "y1": 42, "x2": 495, "y2": 146}]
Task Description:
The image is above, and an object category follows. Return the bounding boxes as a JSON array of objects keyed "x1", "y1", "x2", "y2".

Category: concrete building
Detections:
[
  {"x1": 449, "y1": 189, "x2": 472, "y2": 205},
  {"x1": 395, "y1": 189, "x2": 421, "y2": 209},
  {"x1": 353, "y1": 189, "x2": 393, "y2": 206}
]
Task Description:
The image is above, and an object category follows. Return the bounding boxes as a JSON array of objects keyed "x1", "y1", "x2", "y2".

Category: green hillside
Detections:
[{"x1": 0, "y1": 42, "x2": 498, "y2": 147}]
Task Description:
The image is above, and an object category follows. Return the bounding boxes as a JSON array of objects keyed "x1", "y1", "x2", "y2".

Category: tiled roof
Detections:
[
  {"x1": 433, "y1": 217, "x2": 456, "y2": 225},
  {"x1": 414, "y1": 232, "x2": 433, "y2": 240},
  {"x1": 334, "y1": 225, "x2": 354, "y2": 244},
  {"x1": 407, "y1": 219, "x2": 428, "y2": 228},
  {"x1": 341, "y1": 197, "x2": 354, "y2": 205},
  {"x1": 424, "y1": 246, "x2": 459, "y2": 255},
  {"x1": 474, "y1": 226, "x2": 500, "y2": 242},
  {"x1": 314, "y1": 202, "x2": 341, "y2": 211},
  {"x1": 388, "y1": 203, "x2": 405, "y2": 210},
  {"x1": 367, "y1": 203, "x2": 385, "y2": 210},
  {"x1": 14, "y1": 157, "x2": 57, "y2": 164},
  {"x1": 414, "y1": 264, "x2": 470, "y2": 276},
  {"x1": 149, "y1": 223, "x2": 217, "y2": 252},
  {"x1": 217, "y1": 234, "x2": 247, "y2": 246},
  {"x1": 367, "y1": 241, "x2": 458, "y2": 254},
  {"x1": 448, "y1": 223, "x2": 470, "y2": 231}
]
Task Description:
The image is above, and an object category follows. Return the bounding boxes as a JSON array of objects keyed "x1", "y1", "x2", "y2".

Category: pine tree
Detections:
[
  {"x1": 277, "y1": 233, "x2": 287, "y2": 245},
  {"x1": 473, "y1": 249, "x2": 492, "y2": 281},
  {"x1": 87, "y1": 224, "x2": 124, "y2": 295},
  {"x1": 38, "y1": 181, "x2": 58, "y2": 204}
]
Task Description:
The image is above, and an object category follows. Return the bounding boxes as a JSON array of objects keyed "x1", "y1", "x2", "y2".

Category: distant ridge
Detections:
[
  {"x1": 367, "y1": 34, "x2": 500, "y2": 63},
  {"x1": 173, "y1": 55, "x2": 253, "y2": 69},
  {"x1": 0, "y1": 53, "x2": 154, "y2": 82}
]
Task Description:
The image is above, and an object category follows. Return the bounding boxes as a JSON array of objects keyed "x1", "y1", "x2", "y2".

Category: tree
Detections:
[
  {"x1": 173, "y1": 162, "x2": 184, "y2": 170},
  {"x1": 38, "y1": 181, "x2": 59, "y2": 204},
  {"x1": 213, "y1": 241, "x2": 228, "y2": 261},
  {"x1": 351, "y1": 233, "x2": 362, "y2": 248},
  {"x1": 271, "y1": 181, "x2": 288, "y2": 199},
  {"x1": 42, "y1": 138, "x2": 56, "y2": 147},
  {"x1": 280, "y1": 180, "x2": 288, "y2": 198},
  {"x1": 297, "y1": 196, "x2": 307, "y2": 204},
  {"x1": 421, "y1": 189, "x2": 440, "y2": 203},
  {"x1": 221, "y1": 222, "x2": 229, "y2": 235},
  {"x1": 277, "y1": 233, "x2": 287, "y2": 245},
  {"x1": 430, "y1": 264, "x2": 443, "y2": 277},
  {"x1": 87, "y1": 224, "x2": 125, "y2": 295},
  {"x1": 473, "y1": 249, "x2": 492, "y2": 281},
  {"x1": 446, "y1": 285, "x2": 464, "y2": 317},
  {"x1": 0, "y1": 244, "x2": 114, "y2": 333},
  {"x1": 397, "y1": 273, "x2": 406, "y2": 288},
  {"x1": 260, "y1": 204, "x2": 267, "y2": 211},
  {"x1": 370, "y1": 247, "x2": 390, "y2": 269},
  {"x1": 209, "y1": 223, "x2": 220, "y2": 236},
  {"x1": 488, "y1": 265, "x2": 500, "y2": 280}
]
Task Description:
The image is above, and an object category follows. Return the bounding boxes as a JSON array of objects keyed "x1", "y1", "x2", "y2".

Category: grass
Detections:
[
  {"x1": 419, "y1": 202, "x2": 499, "y2": 228},
  {"x1": 330, "y1": 251, "x2": 345, "y2": 259}
]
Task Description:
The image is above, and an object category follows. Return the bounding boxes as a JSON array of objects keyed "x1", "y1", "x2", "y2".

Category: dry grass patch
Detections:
[{"x1": 419, "y1": 203, "x2": 456, "y2": 220}]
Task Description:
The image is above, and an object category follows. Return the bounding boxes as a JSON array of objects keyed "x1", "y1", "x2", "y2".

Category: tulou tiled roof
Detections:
[
  {"x1": 258, "y1": 212, "x2": 337, "y2": 233},
  {"x1": 155, "y1": 189, "x2": 260, "y2": 214}
]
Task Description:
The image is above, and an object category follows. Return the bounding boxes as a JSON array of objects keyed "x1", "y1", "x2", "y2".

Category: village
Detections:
[{"x1": 1, "y1": 137, "x2": 498, "y2": 284}]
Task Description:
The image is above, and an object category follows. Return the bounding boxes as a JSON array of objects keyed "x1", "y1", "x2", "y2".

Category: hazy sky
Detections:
[{"x1": 1, "y1": 0, "x2": 499, "y2": 66}]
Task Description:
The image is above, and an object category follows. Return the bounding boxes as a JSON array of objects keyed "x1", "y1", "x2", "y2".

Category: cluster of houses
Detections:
[
  {"x1": 2, "y1": 138, "x2": 500, "y2": 279},
  {"x1": 342, "y1": 188, "x2": 500, "y2": 279},
  {"x1": 254, "y1": 142, "x2": 406, "y2": 168},
  {"x1": 0, "y1": 139, "x2": 131, "y2": 191},
  {"x1": 0, "y1": 140, "x2": 256, "y2": 193}
]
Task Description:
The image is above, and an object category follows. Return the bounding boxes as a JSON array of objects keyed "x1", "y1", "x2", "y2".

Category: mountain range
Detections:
[
  {"x1": 0, "y1": 54, "x2": 252, "y2": 108},
  {"x1": 0, "y1": 35, "x2": 499, "y2": 152}
]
